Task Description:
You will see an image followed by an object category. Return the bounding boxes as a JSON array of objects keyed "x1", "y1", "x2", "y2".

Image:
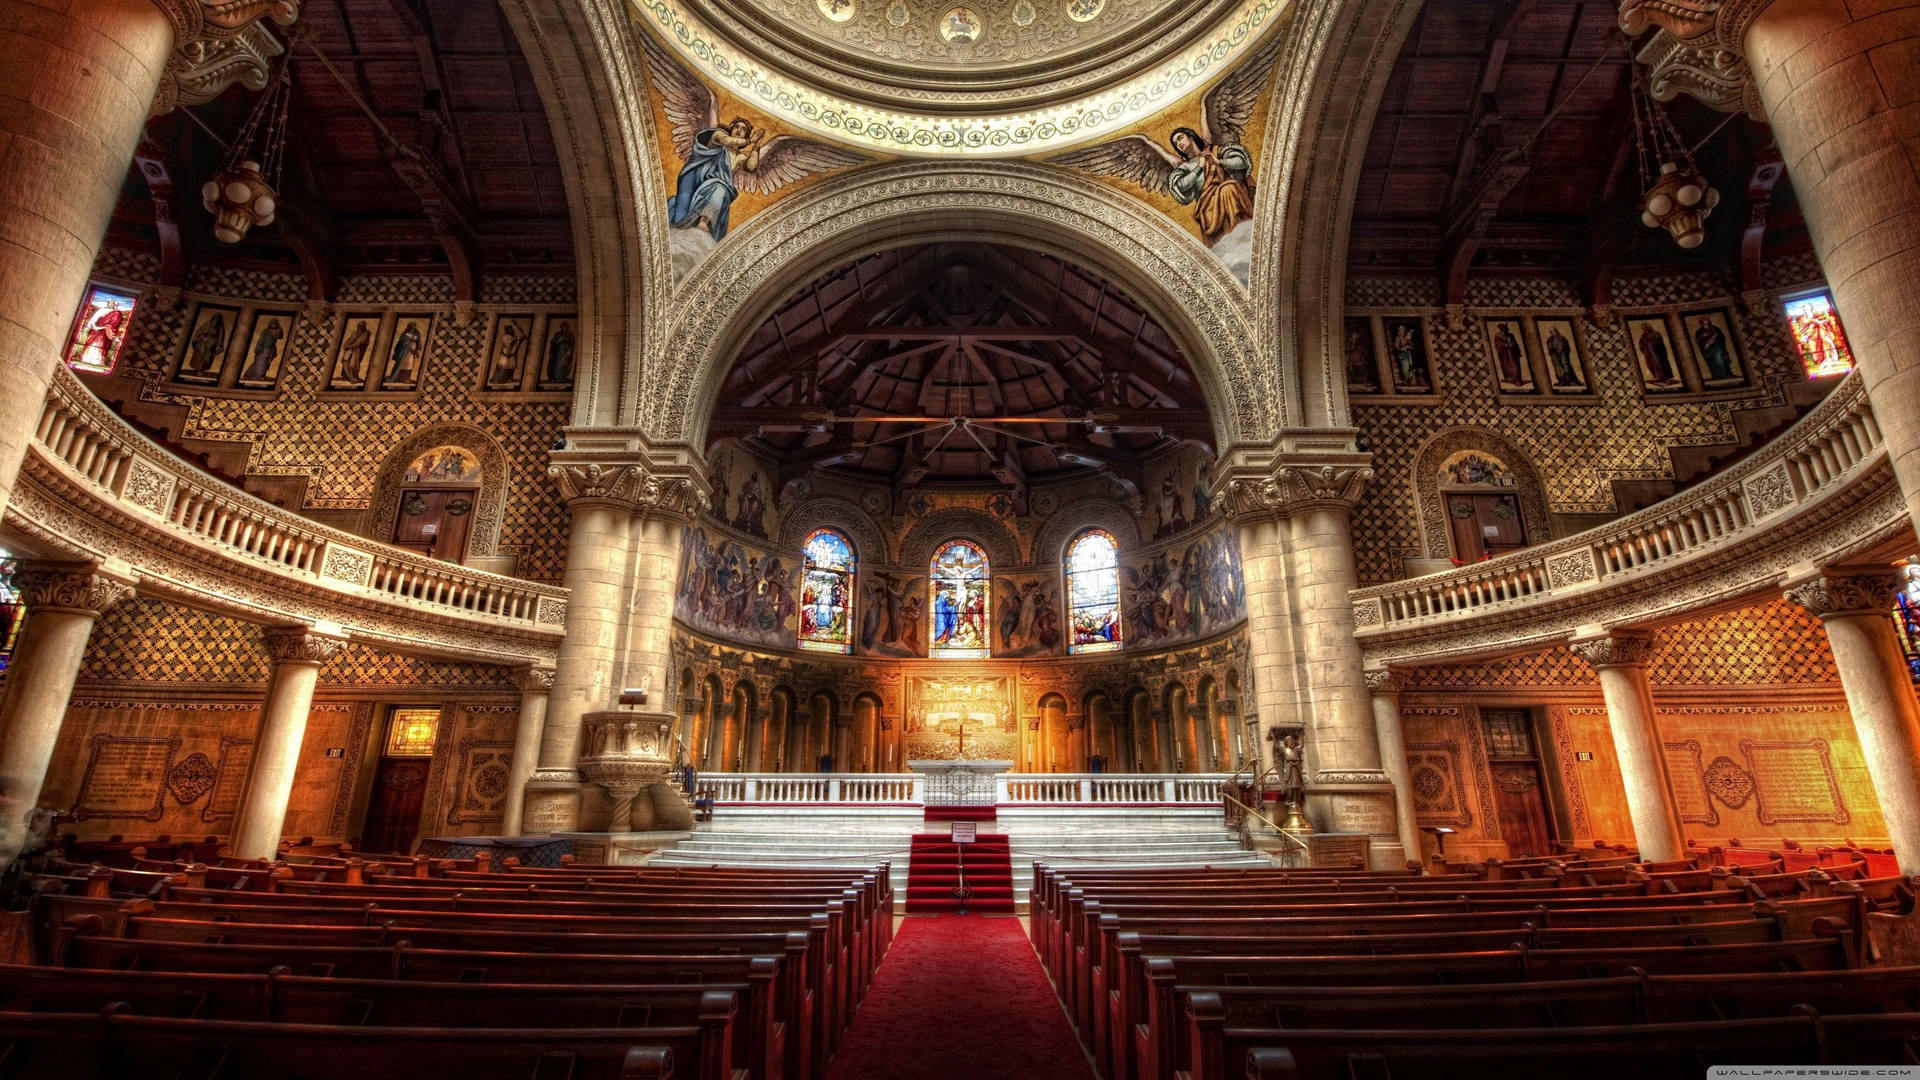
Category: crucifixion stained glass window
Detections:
[
  {"x1": 799, "y1": 529, "x2": 855, "y2": 654},
  {"x1": 1066, "y1": 529, "x2": 1123, "y2": 654},
  {"x1": 930, "y1": 540, "x2": 990, "y2": 658}
]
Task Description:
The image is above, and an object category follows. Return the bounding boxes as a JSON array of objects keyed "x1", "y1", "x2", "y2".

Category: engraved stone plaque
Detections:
[{"x1": 72, "y1": 734, "x2": 178, "y2": 822}]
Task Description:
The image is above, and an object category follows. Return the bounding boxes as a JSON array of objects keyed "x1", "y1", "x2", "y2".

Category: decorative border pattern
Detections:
[
  {"x1": 1661, "y1": 738, "x2": 1718, "y2": 827},
  {"x1": 1403, "y1": 738, "x2": 1471, "y2": 828},
  {"x1": 202, "y1": 735, "x2": 254, "y2": 823}
]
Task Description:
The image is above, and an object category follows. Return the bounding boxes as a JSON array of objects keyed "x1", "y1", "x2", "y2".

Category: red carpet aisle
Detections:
[
  {"x1": 825, "y1": 915, "x2": 1097, "y2": 1080},
  {"x1": 905, "y1": 832, "x2": 1014, "y2": 913}
]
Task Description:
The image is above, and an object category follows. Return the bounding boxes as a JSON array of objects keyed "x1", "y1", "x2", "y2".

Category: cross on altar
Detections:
[{"x1": 953, "y1": 720, "x2": 974, "y2": 758}]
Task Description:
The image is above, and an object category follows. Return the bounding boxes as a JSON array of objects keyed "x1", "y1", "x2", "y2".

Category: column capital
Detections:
[
  {"x1": 1784, "y1": 564, "x2": 1904, "y2": 621},
  {"x1": 262, "y1": 625, "x2": 347, "y2": 666},
  {"x1": 548, "y1": 437, "x2": 710, "y2": 521},
  {"x1": 1569, "y1": 630, "x2": 1657, "y2": 670},
  {"x1": 1618, "y1": 1, "x2": 1770, "y2": 120},
  {"x1": 1212, "y1": 446, "x2": 1375, "y2": 525},
  {"x1": 511, "y1": 665, "x2": 557, "y2": 694},
  {"x1": 150, "y1": 1, "x2": 304, "y2": 117},
  {"x1": 1363, "y1": 668, "x2": 1404, "y2": 696},
  {"x1": 13, "y1": 561, "x2": 137, "y2": 617}
]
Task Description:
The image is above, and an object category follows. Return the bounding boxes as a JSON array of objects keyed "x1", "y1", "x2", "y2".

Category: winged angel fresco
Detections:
[
  {"x1": 1047, "y1": 30, "x2": 1283, "y2": 247},
  {"x1": 636, "y1": 32, "x2": 869, "y2": 243}
]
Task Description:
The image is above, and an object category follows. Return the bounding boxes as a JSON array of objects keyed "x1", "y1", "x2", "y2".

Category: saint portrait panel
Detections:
[
  {"x1": 1483, "y1": 317, "x2": 1535, "y2": 393},
  {"x1": 1343, "y1": 316, "x2": 1381, "y2": 394},
  {"x1": 1624, "y1": 315, "x2": 1687, "y2": 394},
  {"x1": 484, "y1": 314, "x2": 535, "y2": 390},
  {"x1": 538, "y1": 315, "x2": 578, "y2": 391},
  {"x1": 172, "y1": 303, "x2": 241, "y2": 386},
  {"x1": 234, "y1": 310, "x2": 295, "y2": 390},
  {"x1": 1382, "y1": 316, "x2": 1434, "y2": 395},
  {"x1": 1682, "y1": 307, "x2": 1746, "y2": 388},
  {"x1": 328, "y1": 315, "x2": 382, "y2": 391},
  {"x1": 379, "y1": 313, "x2": 435, "y2": 392},
  {"x1": 1533, "y1": 317, "x2": 1590, "y2": 394}
]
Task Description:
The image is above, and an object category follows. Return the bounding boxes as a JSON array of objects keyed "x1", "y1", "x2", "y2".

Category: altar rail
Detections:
[
  {"x1": 6, "y1": 368, "x2": 567, "y2": 664},
  {"x1": 694, "y1": 772, "x2": 1232, "y2": 805},
  {"x1": 1351, "y1": 373, "x2": 1910, "y2": 665}
]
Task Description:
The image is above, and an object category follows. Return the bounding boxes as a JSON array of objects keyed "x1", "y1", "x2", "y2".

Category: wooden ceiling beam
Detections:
[
  {"x1": 132, "y1": 133, "x2": 185, "y2": 291},
  {"x1": 1738, "y1": 141, "x2": 1786, "y2": 307}
]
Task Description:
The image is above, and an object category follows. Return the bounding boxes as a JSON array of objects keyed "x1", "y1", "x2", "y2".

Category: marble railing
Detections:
[
  {"x1": 698, "y1": 773, "x2": 924, "y2": 803},
  {"x1": 996, "y1": 773, "x2": 1233, "y2": 804},
  {"x1": 1352, "y1": 374, "x2": 1912, "y2": 666},
  {"x1": 5, "y1": 367, "x2": 567, "y2": 665}
]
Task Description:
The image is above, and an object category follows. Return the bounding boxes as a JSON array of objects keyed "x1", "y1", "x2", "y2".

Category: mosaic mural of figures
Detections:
[
  {"x1": 236, "y1": 311, "x2": 293, "y2": 389},
  {"x1": 1344, "y1": 316, "x2": 1381, "y2": 393},
  {"x1": 859, "y1": 571, "x2": 926, "y2": 658},
  {"x1": 486, "y1": 316, "x2": 534, "y2": 389},
  {"x1": 1143, "y1": 444, "x2": 1215, "y2": 540},
  {"x1": 675, "y1": 526, "x2": 799, "y2": 649},
  {"x1": 174, "y1": 304, "x2": 238, "y2": 386},
  {"x1": 539, "y1": 316, "x2": 577, "y2": 391},
  {"x1": 1534, "y1": 317, "x2": 1590, "y2": 393},
  {"x1": 1045, "y1": 28, "x2": 1284, "y2": 284},
  {"x1": 1384, "y1": 316, "x2": 1433, "y2": 393},
  {"x1": 929, "y1": 540, "x2": 991, "y2": 658},
  {"x1": 381, "y1": 313, "x2": 433, "y2": 391},
  {"x1": 1685, "y1": 308, "x2": 1745, "y2": 388},
  {"x1": 996, "y1": 577, "x2": 1062, "y2": 658},
  {"x1": 1121, "y1": 528, "x2": 1244, "y2": 648},
  {"x1": 707, "y1": 444, "x2": 777, "y2": 539},
  {"x1": 634, "y1": 28, "x2": 872, "y2": 284},
  {"x1": 329, "y1": 315, "x2": 380, "y2": 390},
  {"x1": 1626, "y1": 315, "x2": 1685, "y2": 394}
]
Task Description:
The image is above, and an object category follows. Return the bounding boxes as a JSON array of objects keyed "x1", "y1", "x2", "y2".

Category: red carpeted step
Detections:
[
  {"x1": 923, "y1": 806, "x2": 996, "y2": 822},
  {"x1": 905, "y1": 832, "x2": 1016, "y2": 915}
]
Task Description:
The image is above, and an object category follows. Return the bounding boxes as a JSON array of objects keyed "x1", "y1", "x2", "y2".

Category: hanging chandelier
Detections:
[
  {"x1": 202, "y1": 50, "x2": 293, "y2": 244},
  {"x1": 1630, "y1": 63, "x2": 1719, "y2": 250}
]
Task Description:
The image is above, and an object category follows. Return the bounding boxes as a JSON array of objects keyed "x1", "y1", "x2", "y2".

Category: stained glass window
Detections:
[
  {"x1": 800, "y1": 529, "x2": 855, "y2": 654},
  {"x1": 929, "y1": 540, "x2": 990, "y2": 658},
  {"x1": 1784, "y1": 290, "x2": 1856, "y2": 379},
  {"x1": 1066, "y1": 529, "x2": 1123, "y2": 654},
  {"x1": 64, "y1": 285, "x2": 139, "y2": 375},
  {"x1": 1896, "y1": 557, "x2": 1920, "y2": 685},
  {"x1": 385, "y1": 707, "x2": 441, "y2": 757}
]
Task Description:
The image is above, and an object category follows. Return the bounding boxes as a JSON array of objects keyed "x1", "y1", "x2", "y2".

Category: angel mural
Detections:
[
  {"x1": 1046, "y1": 30, "x2": 1282, "y2": 256},
  {"x1": 636, "y1": 31, "x2": 869, "y2": 246}
]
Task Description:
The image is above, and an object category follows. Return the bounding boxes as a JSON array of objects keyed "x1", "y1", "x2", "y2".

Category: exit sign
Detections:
[
  {"x1": 325, "y1": 747, "x2": 345, "y2": 758},
  {"x1": 1575, "y1": 751, "x2": 1594, "y2": 762}
]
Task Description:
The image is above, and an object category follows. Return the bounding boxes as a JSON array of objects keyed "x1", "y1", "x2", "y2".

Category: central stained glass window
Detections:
[
  {"x1": 799, "y1": 529, "x2": 855, "y2": 653},
  {"x1": 1066, "y1": 528, "x2": 1123, "y2": 654},
  {"x1": 929, "y1": 540, "x2": 991, "y2": 658}
]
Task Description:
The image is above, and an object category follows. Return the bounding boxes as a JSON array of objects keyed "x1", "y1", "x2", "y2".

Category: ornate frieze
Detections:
[
  {"x1": 13, "y1": 562, "x2": 138, "y2": 617},
  {"x1": 1783, "y1": 564, "x2": 1903, "y2": 621}
]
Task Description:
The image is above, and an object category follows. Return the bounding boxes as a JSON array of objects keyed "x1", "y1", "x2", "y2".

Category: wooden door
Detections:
[
  {"x1": 361, "y1": 757, "x2": 430, "y2": 855},
  {"x1": 391, "y1": 487, "x2": 477, "y2": 563},
  {"x1": 1445, "y1": 492, "x2": 1528, "y2": 562},
  {"x1": 1490, "y1": 763, "x2": 1553, "y2": 857}
]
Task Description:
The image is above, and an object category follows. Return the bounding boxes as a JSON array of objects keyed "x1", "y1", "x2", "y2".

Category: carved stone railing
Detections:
[
  {"x1": 996, "y1": 773, "x2": 1233, "y2": 804},
  {"x1": 696, "y1": 773, "x2": 924, "y2": 803},
  {"x1": 1352, "y1": 374, "x2": 1912, "y2": 666},
  {"x1": 5, "y1": 367, "x2": 567, "y2": 665}
]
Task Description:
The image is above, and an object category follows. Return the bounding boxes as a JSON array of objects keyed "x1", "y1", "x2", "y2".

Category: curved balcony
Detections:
[
  {"x1": 1351, "y1": 374, "x2": 1913, "y2": 667},
  {"x1": 3, "y1": 367, "x2": 567, "y2": 666}
]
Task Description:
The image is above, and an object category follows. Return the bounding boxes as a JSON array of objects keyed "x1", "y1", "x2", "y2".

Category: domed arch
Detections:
[
  {"x1": 778, "y1": 494, "x2": 891, "y2": 567},
  {"x1": 1034, "y1": 497, "x2": 1143, "y2": 567},
  {"x1": 641, "y1": 162, "x2": 1275, "y2": 451},
  {"x1": 898, "y1": 508, "x2": 1021, "y2": 571}
]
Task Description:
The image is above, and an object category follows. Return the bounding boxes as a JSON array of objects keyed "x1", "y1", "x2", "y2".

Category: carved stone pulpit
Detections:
[{"x1": 578, "y1": 710, "x2": 683, "y2": 831}]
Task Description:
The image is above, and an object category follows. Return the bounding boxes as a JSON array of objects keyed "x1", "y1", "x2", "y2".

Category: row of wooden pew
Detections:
[
  {"x1": 7, "y1": 851, "x2": 894, "y2": 1080},
  {"x1": 1030, "y1": 853, "x2": 1920, "y2": 1080}
]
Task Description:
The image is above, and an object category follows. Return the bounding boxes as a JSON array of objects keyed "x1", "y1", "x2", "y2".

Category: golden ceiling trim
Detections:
[{"x1": 627, "y1": 0, "x2": 1293, "y2": 157}]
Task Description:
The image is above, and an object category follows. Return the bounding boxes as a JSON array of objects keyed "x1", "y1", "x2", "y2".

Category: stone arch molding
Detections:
[
  {"x1": 1033, "y1": 497, "x2": 1145, "y2": 568},
  {"x1": 1411, "y1": 427, "x2": 1553, "y2": 562},
  {"x1": 641, "y1": 162, "x2": 1276, "y2": 449},
  {"x1": 777, "y1": 495, "x2": 892, "y2": 567},
  {"x1": 367, "y1": 424, "x2": 512, "y2": 562},
  {"x1": 898, "y1": 509, "x2": 1022, "y2": 572}
]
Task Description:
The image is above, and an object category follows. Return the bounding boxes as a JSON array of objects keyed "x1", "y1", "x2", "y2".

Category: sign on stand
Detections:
[{"x1": 950, "y1": 821, "x2": 976, "y2": 844}]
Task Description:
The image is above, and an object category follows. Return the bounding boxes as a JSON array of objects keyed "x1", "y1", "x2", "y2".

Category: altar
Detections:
[
  {"x1": 907, "y1": 759, "x2": 1011, "y2": 806},
  {"x1": 901, "y1": 673, "x2": 1018, "y2": 761}
]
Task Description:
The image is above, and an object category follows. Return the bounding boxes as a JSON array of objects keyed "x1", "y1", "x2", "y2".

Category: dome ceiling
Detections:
[{"x1": 628, "y1": 0, "x2": 1292, "y2": 155}]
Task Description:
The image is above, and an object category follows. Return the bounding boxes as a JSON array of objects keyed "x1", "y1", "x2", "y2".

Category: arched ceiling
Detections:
[{"x1": 708, "y1": 243, "x2": 1210, "y2": 491}]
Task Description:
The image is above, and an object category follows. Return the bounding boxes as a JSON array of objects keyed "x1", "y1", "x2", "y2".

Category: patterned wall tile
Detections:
[{"x1": 1349, "y1": 266, "x2": 1829, "y2": 583}]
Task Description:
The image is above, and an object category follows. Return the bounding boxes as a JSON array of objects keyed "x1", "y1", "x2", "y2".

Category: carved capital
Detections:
[
  {"x1": 1569, "y1": 631, "x2": 1656, "y2": 669},
  {"x1": 511, "y1": 666, "x2": 556, "y2": 694},
  {"x1": 1363, "y1": 669, "x2": 1404, "y2": 696},
  {"x1": 548, "y1": 463, "x2": 645, "y2": 510},
  {"x1": 1784, "y1": 564, "x2": 1903, "y2": 621},
  {"x1": 548, "y1": 456, "x2": 711, "y2": 521},
  {"x1": 14, "y1": 563, "x2": 136, "y2": 616},
  {"x1": 634, "y1": 470, "x2": 710, "y2": 524},
  {"x1": 149, "y1": 1, "x2": 302, "y2": 117},
  {"x1": 1620, "y1": 1, "x2": 1770, "y2": 120},
  {"x1": 263, "y1": 625, "x2": 347, "y2": 665},
  {"x1": 1214, "y1": 460, "x2": 1374, "y2": 525}
]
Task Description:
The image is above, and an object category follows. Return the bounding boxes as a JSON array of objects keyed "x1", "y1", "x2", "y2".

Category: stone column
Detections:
[
  {"x1": 500, "y1": 666, "x2": 554, "y2": 836},
  {"x1": 0, "y1": 1, "x2": 298, "y2": 521},
  {"x1": 1570, "y1": 631, "x2": 1686, "y2": 862},
  {"x1": 1065, "y1": 714, "x2": 1088, "y2": 773},
  {"x1": 229, "y1": 626, "x2": 346, "y2": 861},
  {"x1": 1363, "y1": 669, "x2": 1423, "y2": 867},
  {"x1": 1785, "y1": 565, "x2": 1920, "y2": 871},
  {"x1": 1625, "y1": 0, "x2": 1920, "y2": 541},
  {"x1": 0, "y1": 562, "x2": 135, "y2": 866},
  {"x1": 1215, "y1": 506, "x2": 1296, "y2": 773}
]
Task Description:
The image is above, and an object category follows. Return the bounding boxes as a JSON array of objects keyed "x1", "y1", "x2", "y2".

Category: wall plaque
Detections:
[
  {"x1": 448, "y1": 739, "x2": 515, "y2": 825},
  {"x1": 1741, "y1": 739, "x2": 1850, "y2": 826},
  {"x1": 71, "y1": 734, "x2": 179, "y2": 822},
  {"x1": 1661, "y1": 739, "x2": 1717, "y2": 826},
  {"x1": 1405, "y1": 740, "x2": 1472, "y2": 828},
  {"x1": 521, "y1": 790, "x2": 580, "y2": 835},
  {"x1": 202, "y1": 736, "x2": 254, "y2": 822}
]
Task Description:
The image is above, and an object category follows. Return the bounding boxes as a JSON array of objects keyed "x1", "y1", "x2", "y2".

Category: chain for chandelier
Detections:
[
  {"x1": 1629, "y1": 63, "x2": 1721, "y2": 250},
  {"x1": 202, "y1": 48, "x2": 293, "y2": 244}
]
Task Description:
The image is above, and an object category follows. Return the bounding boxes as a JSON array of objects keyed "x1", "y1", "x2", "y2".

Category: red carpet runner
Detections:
[
  {"x1": 905, "y1": 832, "x2": 1014, "y2": 913},
  {"x1": 826, "y1": 915, "x2": 1097, "y2": 1080}
]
